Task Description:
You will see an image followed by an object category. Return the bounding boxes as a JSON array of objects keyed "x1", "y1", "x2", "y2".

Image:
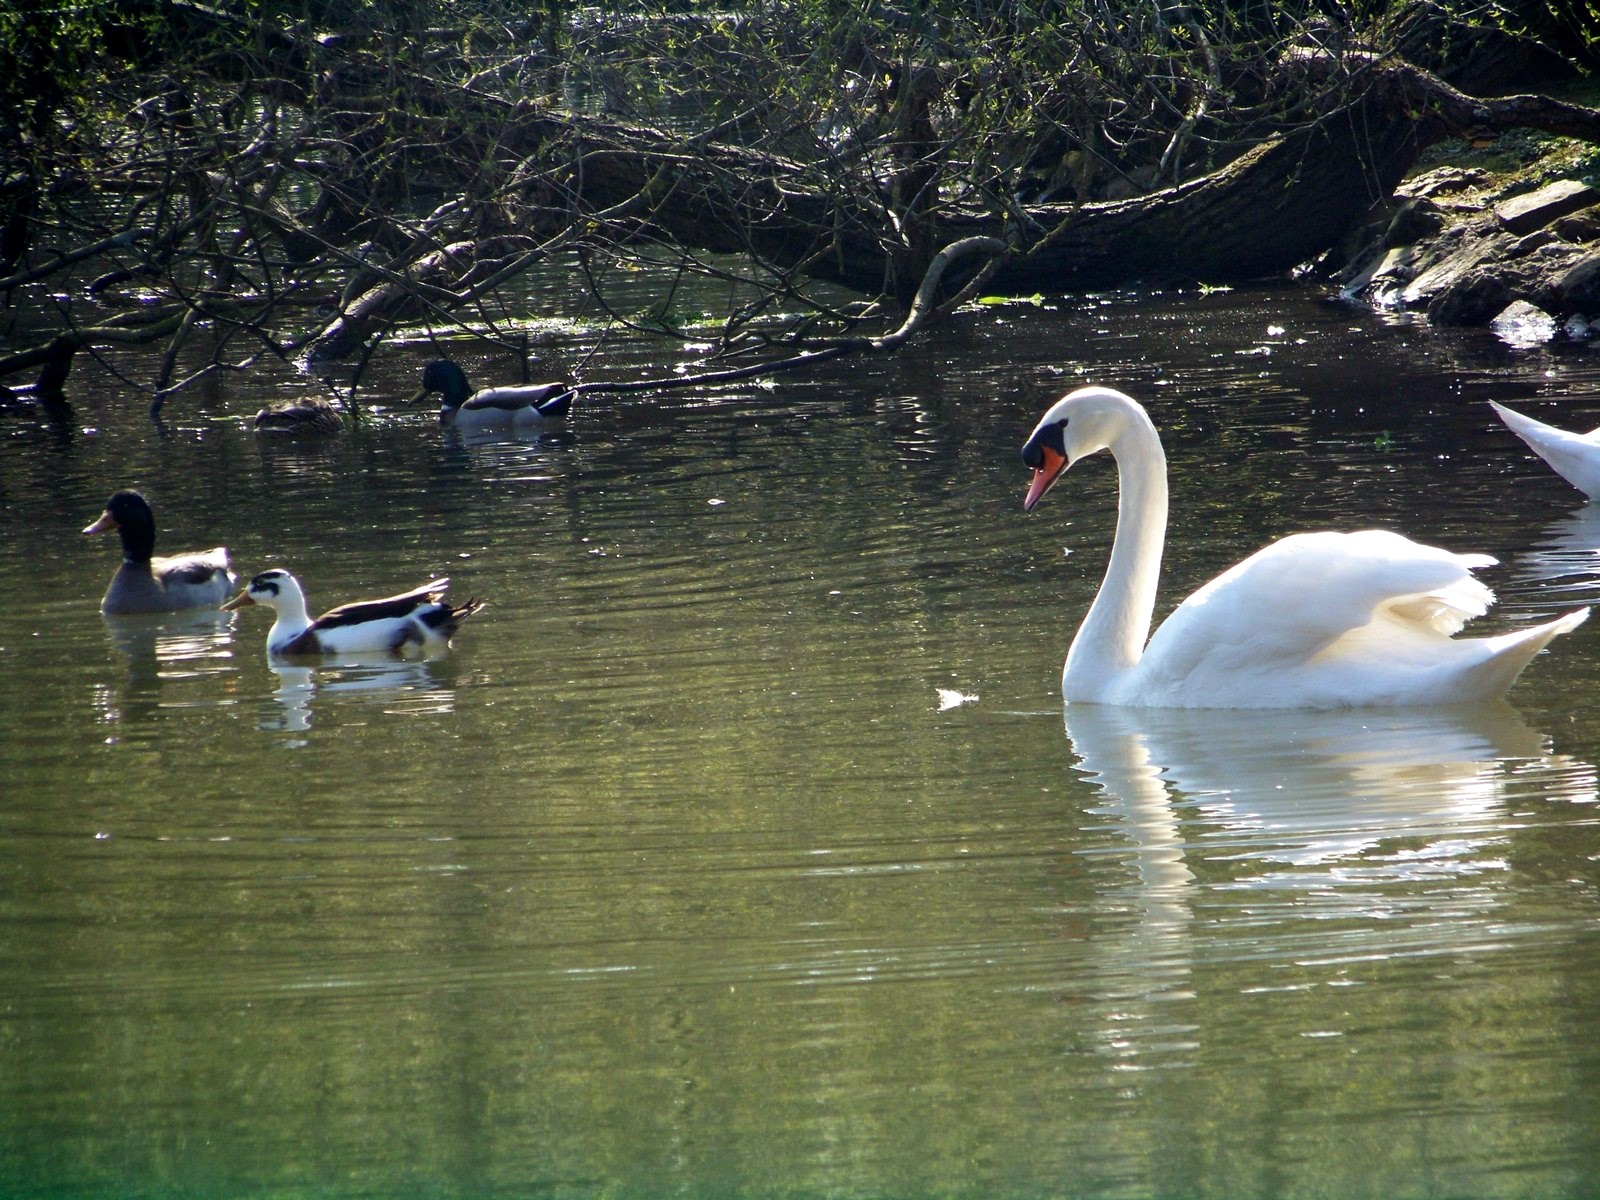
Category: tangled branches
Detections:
[{"x1": 0, "y1": 1, "x2": 1589, "y2": 408}]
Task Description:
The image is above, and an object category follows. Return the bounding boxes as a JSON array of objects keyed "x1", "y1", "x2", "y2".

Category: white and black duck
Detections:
[{"x1": 222, "y1": 568, "x2": 484, "y2": 656}]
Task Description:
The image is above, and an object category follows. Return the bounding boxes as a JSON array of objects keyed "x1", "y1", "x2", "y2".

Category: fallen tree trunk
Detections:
[
  {"x1": 993, "y1": 63, "x2": 1600, "y2": 290},
  {"x1": 538, "y1": 55, "x2": 1600, "y2": 296}
]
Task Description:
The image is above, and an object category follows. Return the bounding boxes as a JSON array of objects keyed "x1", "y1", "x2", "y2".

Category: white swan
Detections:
[
  {"x1": 1021, "y1": 386, "x2": 1588, "y2": 708},
  {"x1": 1490, "y1": 401, "x2": 1600, "y2": 498}
]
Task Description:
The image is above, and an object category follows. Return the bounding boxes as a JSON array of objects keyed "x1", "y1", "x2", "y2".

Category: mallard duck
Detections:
[
  {"x1": 1021, "y1": 385, "x2": 1586, "y2": 708},
  {"x1": 222, "y1": 568, "x2": 484, "y2": 656},
  {"x1": 412, "y1": 359, "x2": 573, "y2": 430},
  {"x1": 253, "y1": 397, "x2": 342, "y2": 434},
  {"x1": 82, "y1": 490, "x2": 236, "y2": 615},
  {"x1": 1491, "y1": 401, "x2": 1600, "y2": 498}
]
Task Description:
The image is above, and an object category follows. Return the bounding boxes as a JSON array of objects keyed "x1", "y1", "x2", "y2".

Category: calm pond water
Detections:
[{"x1": 4, "y1": 286, "x2": 1600, "y2": 1199}]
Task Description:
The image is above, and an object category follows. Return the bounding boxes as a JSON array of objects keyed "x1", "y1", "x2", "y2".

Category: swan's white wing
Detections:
[
  {"x1": 1492, "y1": 401, "x2": 1600, "y2": 498},
  {"x1": 1142, "y1": 530, "x2": 1496, "y2": 681},
  {"x1": 1124, "y1": 529, "x2": 1586, "y2": 708}
]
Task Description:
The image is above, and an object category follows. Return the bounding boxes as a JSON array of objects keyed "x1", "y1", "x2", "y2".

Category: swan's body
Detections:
[
  {"x1": 412, "y1": 360, "x2": 573, "y2": 431},
  {"x1": 223, "y1": 568, "x2": 483, "y2": 656},
  {"x1": 254, "y1": 396, "x2": 342, "y2": 434},
  {"x1": 1022, "y1": 386, "x2": 1587, "y2": 709},
  {"x1": 83, "y1": 490, "x2": 235, "y2": 615},
  {"x1": 1491, "y1": 401, "x2": 1600, "y2": 497}
]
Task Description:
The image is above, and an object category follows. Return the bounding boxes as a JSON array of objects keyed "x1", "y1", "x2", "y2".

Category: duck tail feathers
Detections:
[
  {"x1": 419, "y1": 597, "x2": 485, "y2": 639},
  {"x1": 538, "y1": 391, "x2": 574, "y2": 420}
]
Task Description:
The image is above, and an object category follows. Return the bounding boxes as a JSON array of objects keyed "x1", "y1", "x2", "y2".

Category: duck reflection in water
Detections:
[
  {"x1": 94, "y1": 607, "x2": 237, "y2": 731},
  {"x1": 444, "y1": 418, "x2": 573, "y2": 452},
  {"x1": 1059, "y1": 701, "x2": 1595, "y2": 1062},
  {"x1": 259, "y1": 654, "x2": 459, "y2": 736}
]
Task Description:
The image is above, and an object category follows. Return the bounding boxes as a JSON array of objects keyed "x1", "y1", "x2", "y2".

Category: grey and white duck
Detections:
[{"x1": 82, "y1": 490, "x2": 235, "y2": 615}]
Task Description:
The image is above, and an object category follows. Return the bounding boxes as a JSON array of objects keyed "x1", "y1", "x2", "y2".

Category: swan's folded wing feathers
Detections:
[
  {"x1": 1492, "y1": 401, "x2": 1600, "y2": 496},
  {"x1": 1528, "y1": 442, "x2": 1600, "y2": 492},
  {"x1": 1382, "y1": 581, "x2": 1493, "y2": 634},
  {"x1": 1148, "y1": 531, "x2": 1495, "y2": 675},
  {"x1": 1492, "y1": 401, "x2": 1600, "y2": 450}
]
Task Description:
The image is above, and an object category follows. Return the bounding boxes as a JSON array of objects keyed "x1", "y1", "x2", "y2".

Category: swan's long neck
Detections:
[{"x1": 1065, "y1": 416, "x2": 1168, "y2": 694}]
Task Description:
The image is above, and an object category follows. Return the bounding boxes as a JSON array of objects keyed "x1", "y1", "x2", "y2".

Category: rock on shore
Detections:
[{"x1": 1336, "y1": 172, "x2": 1600, "y2": 345}]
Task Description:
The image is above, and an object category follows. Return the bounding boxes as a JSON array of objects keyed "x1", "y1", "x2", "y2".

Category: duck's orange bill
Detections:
[
  {"x1": 1023, "y1": 448, "x2": 1066, "y2": 511},
  {"x1": 221, "y1": 591, "x2": 255, "y2": 612},
  {"x1": 82, "y1": 512, "x2": 116, "y2": 535}
]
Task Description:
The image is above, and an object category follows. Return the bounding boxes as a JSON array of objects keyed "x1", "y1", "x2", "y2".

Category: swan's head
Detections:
[
  {"x1": 222, "y1": 568, "x2": 305, "y2": 613},
  {"x1": 1021, "y1": 386, "x2": 1144, "y2": 511}
]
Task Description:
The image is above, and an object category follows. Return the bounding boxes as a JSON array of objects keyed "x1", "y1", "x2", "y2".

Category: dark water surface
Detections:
[{"x1": 4, "y1": 288, "x2": 1600, "y2": 1198}]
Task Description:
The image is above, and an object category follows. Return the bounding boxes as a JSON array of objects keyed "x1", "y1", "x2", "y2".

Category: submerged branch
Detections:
[{"x1": 567, "y1": 235, "x2": 1013, "y2": 398}]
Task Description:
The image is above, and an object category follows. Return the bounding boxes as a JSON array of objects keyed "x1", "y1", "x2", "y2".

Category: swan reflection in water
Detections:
[
  {"x1": 1059, "y1": 701, "x2": 1595, "y2": 1062},
  {"x1": 1067, "y1": 700, "x2": 1596, "y2": 877},
  {"x1": 94, "y1": 608, "x2": 237, "y2": 730},
  {"x1": 260, "y1": 653, "x2": 459, "y2": 737},
  {"x1": 1516, "y1": 502, "x2": 1600, "y2": 610}
]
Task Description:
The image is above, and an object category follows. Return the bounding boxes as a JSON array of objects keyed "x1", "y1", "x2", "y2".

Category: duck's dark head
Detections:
[
  {"x1": 83, "y1": 489, "x2": 157, "y2": 561},
  {"x1": 413, "y1": 360, "x2": 472, "y2": 410}
]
